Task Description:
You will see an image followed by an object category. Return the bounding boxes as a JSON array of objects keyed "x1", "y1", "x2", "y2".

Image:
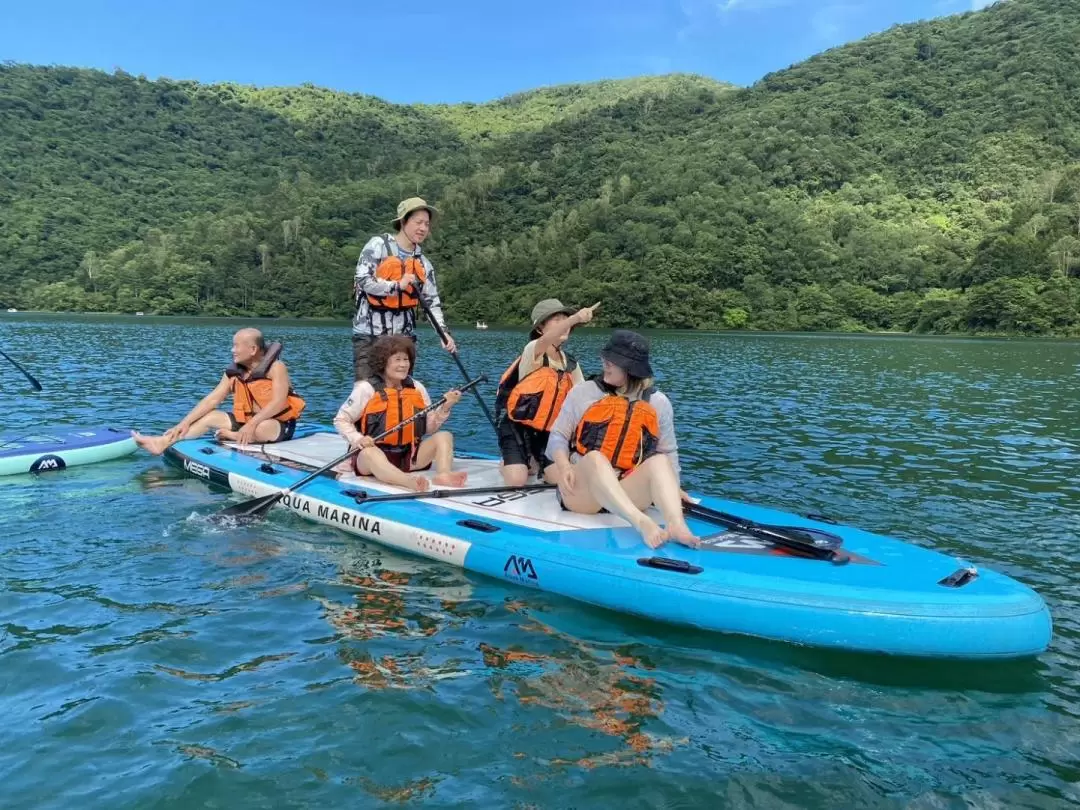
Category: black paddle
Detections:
[
  {"x1": 412, "y1": 246, "x2": 501, "y2": 440},
  {"x1": 211, "y1": 375, "x2": 486, "y2": 522},
  {"x1": 342, "y1": 482, "x2": 555, "y2": 505},
  {"x1": 684, "y1": 501, "x2": 849, "y2": 563},
  {"x1": 412, "y1": 247, "x2": 537, "y2": 472},
  {"x1": 0, "y1": 348, "x2": 43, "y2": 392}
]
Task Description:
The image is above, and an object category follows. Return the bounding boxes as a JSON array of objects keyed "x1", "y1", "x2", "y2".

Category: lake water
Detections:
[{"x1": 2, "y1": 313, "x2": 1078, "y2": 808}]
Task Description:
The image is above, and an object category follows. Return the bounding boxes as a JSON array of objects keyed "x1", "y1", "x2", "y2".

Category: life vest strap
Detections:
[{"x1": 225, "y1": 341, "x2": 284, "y2": 381}]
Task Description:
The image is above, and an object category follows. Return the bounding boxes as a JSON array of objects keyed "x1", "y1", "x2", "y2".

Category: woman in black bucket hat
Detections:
[{"x1": 546, "y1": 330, "x2": 698, "y2": 549}]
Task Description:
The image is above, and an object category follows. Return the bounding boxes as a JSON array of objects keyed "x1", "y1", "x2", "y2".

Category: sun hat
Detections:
[
  {"x1": 530, "y1": 298, "x2": 576, "y2": 329},
  {"x1": 600, "y1": 330, "x2": 653, "y2": 378},
  {"x1": 391, "y1": 197, "x2": 438, "y2": 229}
]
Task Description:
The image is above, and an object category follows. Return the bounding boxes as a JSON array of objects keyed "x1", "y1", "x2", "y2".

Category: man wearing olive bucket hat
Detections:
[
  {"x1": 493, "y1": 297, "x2": 599, "y2": 486},
  {"x1": 351, "y1": 197, "x2": 456, "y2": 381}
]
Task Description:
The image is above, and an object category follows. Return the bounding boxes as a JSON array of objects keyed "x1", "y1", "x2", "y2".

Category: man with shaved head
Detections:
[{"x1": 133, "y1": 328, "x2": 306, "y2": 455}]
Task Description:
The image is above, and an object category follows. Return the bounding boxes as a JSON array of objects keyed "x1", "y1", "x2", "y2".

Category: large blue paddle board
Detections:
[{"x1": 164, "y1": 427, "x2": 1052, "y2": 659}]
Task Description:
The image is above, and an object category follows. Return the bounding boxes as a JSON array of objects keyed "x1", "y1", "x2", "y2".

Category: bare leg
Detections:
[
  {"x1": 500, "y1": 463, "x2": 529, "y2": 486},
  {"x1": 626, "y1": 455, "x2": 699, "y2": 548},
  {"x1": 559, "y1": 452, "x2": 667, "y2": 548},
  {"x1": 416, "y1": 431, "x2": 467, "y2": 487},
  {"x1": 216, "y1": 420, "x2": 283, "y2": 444},
  {"x1": 354, "y1": 447, "x2": 429, "y2": 491},
  {"x1": 133, "y1": 411, "x2": 232, "y2": 456}
]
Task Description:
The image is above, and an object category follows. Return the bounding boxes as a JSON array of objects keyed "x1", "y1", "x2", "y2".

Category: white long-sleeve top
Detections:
[{"x1": 333, "y1": 380, "x2": 449, "y2": 445}]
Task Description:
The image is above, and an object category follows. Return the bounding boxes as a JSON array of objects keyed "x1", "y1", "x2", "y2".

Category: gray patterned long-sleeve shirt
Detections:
[{"x1": 352, "y1": 234, "x2": 449, "y2": 339}]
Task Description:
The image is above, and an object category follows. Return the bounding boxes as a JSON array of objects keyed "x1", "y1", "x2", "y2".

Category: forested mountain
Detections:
[{"x1": 2, "y1": 0, "x2": 1078, "y2": 334}]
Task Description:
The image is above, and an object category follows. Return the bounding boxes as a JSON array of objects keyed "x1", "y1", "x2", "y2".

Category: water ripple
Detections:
[{"x1": 1, "y1": 316, "x2": 1078, "y2": 808}]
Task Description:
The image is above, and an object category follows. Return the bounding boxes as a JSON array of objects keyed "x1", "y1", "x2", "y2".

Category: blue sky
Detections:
[{"x1": 1, "y1": 0, "x2": 999, "y2": 103}]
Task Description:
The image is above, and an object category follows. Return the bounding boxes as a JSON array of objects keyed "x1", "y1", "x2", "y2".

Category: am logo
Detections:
[
  {"x1": 503, "y1": 554, "x2": 539, "y2": 586},
  {"x1": 30, "y1": 454, "x2": 66, "y2": 473}
]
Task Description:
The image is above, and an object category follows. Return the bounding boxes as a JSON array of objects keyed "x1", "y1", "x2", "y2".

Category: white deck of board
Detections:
[{"x1": 229, "y1": 432, "x2": 661, "y2": 534}]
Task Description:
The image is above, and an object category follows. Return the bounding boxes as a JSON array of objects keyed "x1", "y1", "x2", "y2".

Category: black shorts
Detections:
[
  {"x1": 497, "y1": 418, "x2": 552, "y2": 470},
  {"x1": 382, "y1": 444, "x2": 418, "y2": 473},
  {"x1": 228, "y1": 414, "x2": 296, "y2": 443},
  {"x1": 555, "y1": 455, "x2": 634, "y2": 513},
  {"x1": 351, "y1": 443, "x2": 426, "y2": 475},
  {"x1": 554, "y1": 485, "x2": 611, "y2": 514}
]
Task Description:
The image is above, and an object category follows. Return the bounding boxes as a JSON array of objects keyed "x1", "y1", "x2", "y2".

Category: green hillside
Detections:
[
  {"x1": 422, "y1": 74, "x2": 734, "y2": 139},
  {"x1": 2, "y1": 0, "x2": 1078, "y2": 334}
]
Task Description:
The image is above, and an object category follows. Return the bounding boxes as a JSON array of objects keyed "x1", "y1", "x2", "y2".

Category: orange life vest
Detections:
[
  {"x1": 366, "y1": 237, "x2": 427, "y2": 312},
  {"x1": 356, "y1": 376, "x2": 428, "y2": 452},
  {"x1": 226, "y1": 342, "x2": 306, "y2": 425},
  {"x1": 495, "y1": 350, "x2": 578, "y2": 432},
  {"x1": 573, "y1": 381, "x2": 659, "y2": 473}
]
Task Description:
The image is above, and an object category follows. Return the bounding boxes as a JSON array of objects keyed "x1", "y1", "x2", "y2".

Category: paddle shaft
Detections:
[
  {"x1": 285, "y1": 376, "x2": 483, "y2": 494},
  {"x1": 685, "y1": 502, "x2": 848, "y2": 563},
  {"x1": 218, "y1": 375, "x2": 484, "y2": 518},
  {"x1": 346, "y1": 482, "x2": 554, "y2": 505},
  {"x1": 411, "y1": 247, "x2": 500, "y2": 439},
  {"x1": 0, "y1": 348, "x2": 42, "y2": 391}
]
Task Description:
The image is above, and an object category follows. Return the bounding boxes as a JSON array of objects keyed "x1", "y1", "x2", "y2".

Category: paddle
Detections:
[
  {"x1": 342, "y1": 482, "x2": 555, "y2": 505},
  {"x1": 412, "y1": 246, "x2": 501, "y2": 441},
  {"x1": 211, "y1": 375, "x2": 486, "y2": 522},
  {"x1": 684, "y1": 501, "x2": 850, "y2": 563},
  {"x1": 0, "y1": 348, "x2": 43, "y2": 392}
]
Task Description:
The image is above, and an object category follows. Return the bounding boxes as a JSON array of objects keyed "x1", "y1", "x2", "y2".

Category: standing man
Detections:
[{"x1": 352, "y1": 197, "x2": 456, "y2": 381}]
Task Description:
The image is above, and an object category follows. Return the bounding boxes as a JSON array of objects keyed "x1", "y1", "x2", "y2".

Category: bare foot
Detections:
[
  {"x1": 666, "y1": 520, "x2": 700, "y2": 548},
  {"x1": 215, "y1": 429, "x2": 239, "y2": 442},
  {"x1": 635, "y1": 515, "x2": 668, "y2": 549},
  {"x1": 409, "y1": 475, "x2": 431, "y2": 492},
  {"x1": 432, "y1": 470, "x2": 468, "y2": 487},
  {"x1": 132, "y1": 431, "x2": 169, "y2": 456}
]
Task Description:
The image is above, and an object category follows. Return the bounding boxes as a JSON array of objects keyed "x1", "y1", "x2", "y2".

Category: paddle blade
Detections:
[
  {"x1": 211, "y1": 491, "x2": 282, "y2": 522},
  {"x1": 684, "y1": 502, "x2": 848, "y2": 563},
  {"x1": 760, "y1": 523, "x2": 843, "y2": 551}
]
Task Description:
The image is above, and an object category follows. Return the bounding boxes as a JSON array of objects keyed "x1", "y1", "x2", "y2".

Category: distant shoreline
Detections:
[{"x1": 3, "y1": 310, "x2": 1078, "y2": 342}]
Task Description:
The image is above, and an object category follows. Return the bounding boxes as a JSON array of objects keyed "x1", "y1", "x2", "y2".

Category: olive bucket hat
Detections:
[
  {"x1": 530, "y1": 298, "x2": 575, "y2": 329},
  {"x1": 391, "y1": 197, "x2": 438, "y2": 230}
]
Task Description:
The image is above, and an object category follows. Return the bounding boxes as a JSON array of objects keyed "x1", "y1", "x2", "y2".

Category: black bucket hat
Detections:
[{"x1": 600, "y1": 330, "x2": 653, "y2": 378}]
